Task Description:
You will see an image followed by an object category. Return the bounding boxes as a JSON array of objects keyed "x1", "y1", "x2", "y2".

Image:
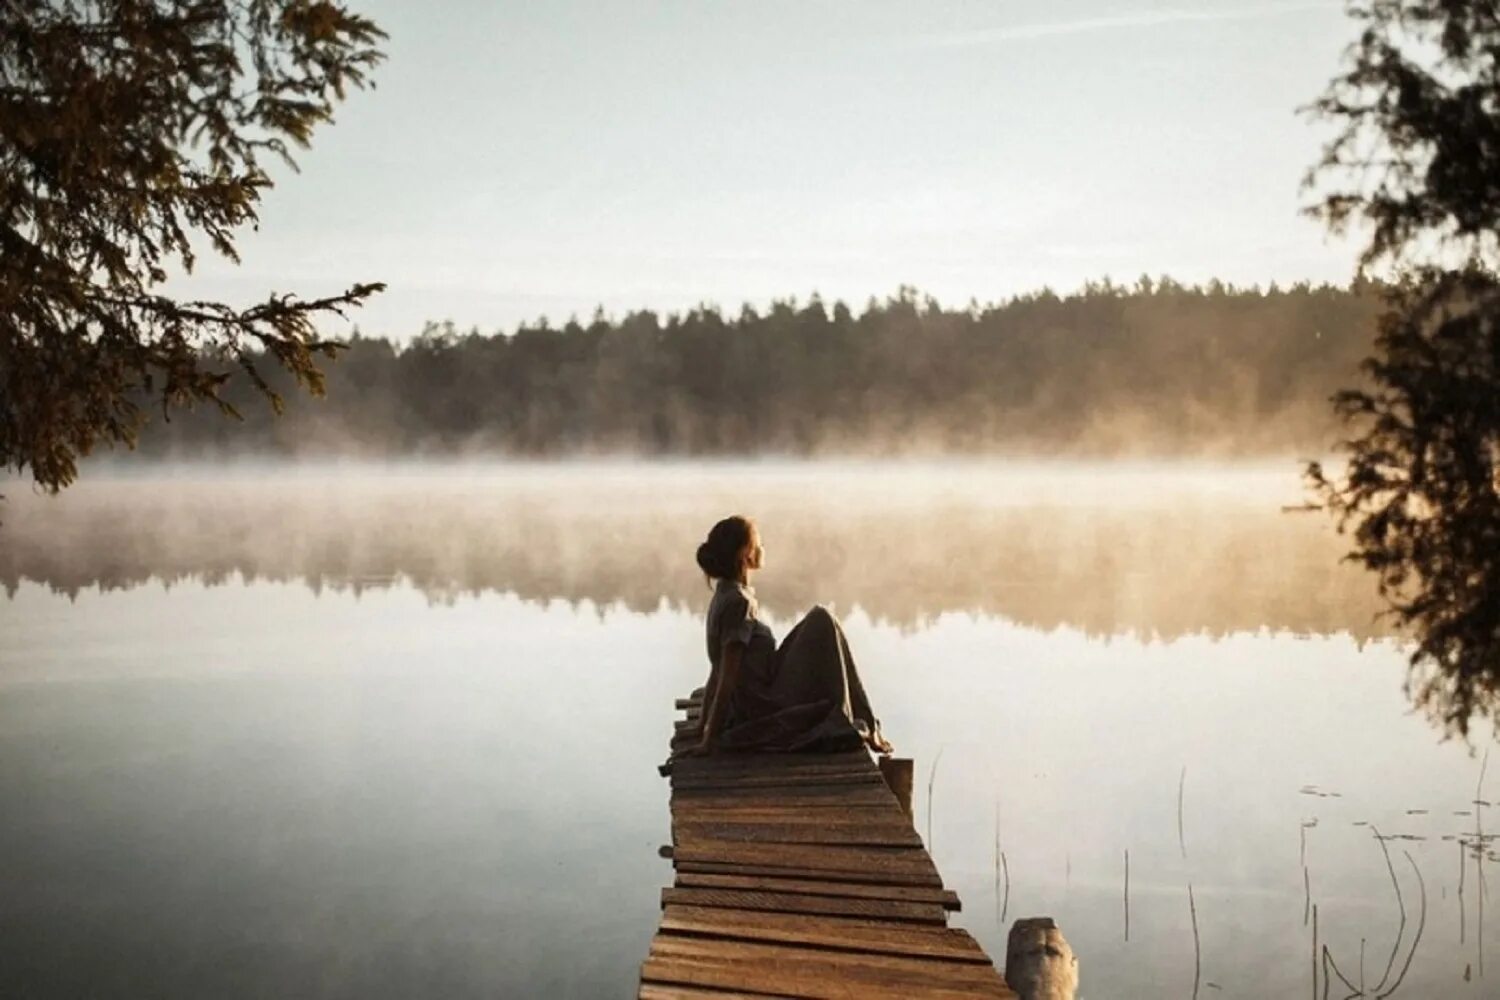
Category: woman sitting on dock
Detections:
[{"x1": 683, "y1": 515, "x2": 893, "y2": 757}]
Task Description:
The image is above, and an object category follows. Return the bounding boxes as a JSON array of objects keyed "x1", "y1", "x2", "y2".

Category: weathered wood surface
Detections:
[
  {"x1": 675, "y1": 872, "x2": 963, "y2": 910},
  {"x1": 639, "y1": 690, "x2": 1016, "y2": 999}
]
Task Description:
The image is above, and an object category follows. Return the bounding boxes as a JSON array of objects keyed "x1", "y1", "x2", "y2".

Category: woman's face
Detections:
[{"x1": 744, "y1": 527, "x2": 765, "y2": 572}]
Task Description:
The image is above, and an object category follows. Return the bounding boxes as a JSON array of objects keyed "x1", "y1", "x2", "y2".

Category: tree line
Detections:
[{"x1": 134, "y1": 278, "x2": 1381, "y2": 458}]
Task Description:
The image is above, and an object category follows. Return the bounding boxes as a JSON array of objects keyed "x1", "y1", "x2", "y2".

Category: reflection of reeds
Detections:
[
  {"x1": 1460, "y1": 837, "x2": 1467, "y2": 945},
  {"x1": 1377, "y1": 850, "x2": 1427, "y2": 998},
  {"x1": 1478, "y1": 748, "x2": 1489, "y2": 980},
  {"x1": 1304, "y1": 865, "x2": 1311, "y2": 927},
  {"x1": 1312, "y1": 828, "x2": 1424, "y2": 999},
  {"x1": 1369, "y1": 826, "x2": 1405, "y2": 994},
  {"x1": 1322, "y1": 943, "x2": 1360, "y2": 997},
  {"x1": 992, "y1": 796, "x2": 1009, "y2": 926},
  {"x1": 1312, "y1": 902, "x2": 1319, "y2": 1000},
  {"x1": 993, "y1": 799, "x2": 1000, "y2": 926},
  {"x1": 1308, "y1": 820, "x2": 1430, "y2": 998},
  {"x1": 1178, "y1": 765, "x2": 1188, "y2": 859},
  {"x1": 1188, "y1": 882, "x2": 1201, "y2": 1000},
  {"x1": 1000, "y1": 851, "x2": 1011, "y2": 925}
]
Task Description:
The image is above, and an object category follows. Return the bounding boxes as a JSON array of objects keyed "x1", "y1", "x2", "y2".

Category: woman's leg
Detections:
[
  {"x1": 771, "y1": 606, "x2": 849, "y2": 713},
  {"x1": 829, "y1": 614, "x2": 893, "y2": 753},
  {"x1": 832, "y1": 617, "x2": 876, "y2": 728},
  {"x1": 774, "y1": 606, "x2": 891, "y2": 752}
]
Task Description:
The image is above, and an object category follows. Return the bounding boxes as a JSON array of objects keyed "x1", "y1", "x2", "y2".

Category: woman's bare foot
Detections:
[{"x1": 853, "y1": 719, "x2": 893, "y2": 755}]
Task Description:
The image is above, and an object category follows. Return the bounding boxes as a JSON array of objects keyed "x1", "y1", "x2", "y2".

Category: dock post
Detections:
[
  {"x1": 878, "y1": 756, "x2": 914, "y2": 819},
  {"x1": 1004, "y1": 917, "x2": 1077, "y2": 1000}
]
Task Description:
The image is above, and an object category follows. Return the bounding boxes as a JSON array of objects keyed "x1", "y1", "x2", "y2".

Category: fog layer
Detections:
[{"x1": 4, "y1": 461, "x2": 1384, "y2": 639}]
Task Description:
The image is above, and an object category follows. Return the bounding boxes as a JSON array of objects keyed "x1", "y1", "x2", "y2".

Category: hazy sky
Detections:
[{"x1": 185, "y1": 0, "x2": 1361, "y2": 337}]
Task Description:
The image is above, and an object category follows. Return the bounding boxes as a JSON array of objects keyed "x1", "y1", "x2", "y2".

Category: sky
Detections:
[{"x1": 183, "y1": 0, "x2": 1363, "y2": 338}]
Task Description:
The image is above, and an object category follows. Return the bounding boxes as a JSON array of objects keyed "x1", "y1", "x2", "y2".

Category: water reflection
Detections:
[
  {"x1": 1, "y1": 463, "x2": 1494, "y2": 996},
  {"x1": 2, "y1": 461, "x2": 1387, "y2": 639},
  {"x1": 887, "y1": 616, "x2": 1497, "y2": 997},
  {"x1": 0, "y1": 585, "x2": 682, "y2": 997},
  {"x1": 0, "y1": 579, "x2": 1490, "y2": 997}
]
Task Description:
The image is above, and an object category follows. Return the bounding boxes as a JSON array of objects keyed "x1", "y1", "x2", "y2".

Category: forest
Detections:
[{"x1": 134, "y1": 278, "x2": 1382, "y2": 458}]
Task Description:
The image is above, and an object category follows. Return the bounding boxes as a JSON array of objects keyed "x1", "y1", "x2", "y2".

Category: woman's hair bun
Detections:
[{"x1": 697, "y1": 515, "x2": 753, "y2": 581}]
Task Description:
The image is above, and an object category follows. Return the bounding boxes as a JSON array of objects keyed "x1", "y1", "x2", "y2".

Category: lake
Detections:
[{"x1": 1, "y1": 461, "x2": 1494, "y2": 998}]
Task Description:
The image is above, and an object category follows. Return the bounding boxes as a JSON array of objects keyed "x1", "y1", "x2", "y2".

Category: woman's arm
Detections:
[
  {"x1": 685, "y1": 662, "x2": 720, "y2": 741},
  {"x1": 699, "y1": 640, "x2": 743, "y2": 751}
]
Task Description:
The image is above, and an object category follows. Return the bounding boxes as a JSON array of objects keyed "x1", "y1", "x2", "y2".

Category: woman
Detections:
[{"x1": 684, "y1": 515, "x2": 893, "y2": 756}]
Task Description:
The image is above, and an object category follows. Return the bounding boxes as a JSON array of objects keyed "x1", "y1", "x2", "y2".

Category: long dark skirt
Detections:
[{"x1": 716, "y1": 606, "x2": 882, "y2": 753}]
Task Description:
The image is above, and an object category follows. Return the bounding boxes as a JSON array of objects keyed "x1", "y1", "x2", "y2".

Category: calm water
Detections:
[{"x1": 1, "y1": 461, "x2": 1495, "y2": 998}]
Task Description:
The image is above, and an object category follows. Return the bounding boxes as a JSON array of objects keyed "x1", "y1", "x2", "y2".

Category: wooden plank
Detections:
[
  {"x1": 671, "y1": 772, "x2": 885, "y2": 791},
  {"x1": 640, "y1": 957, "x2": 1010, "y2": 1000},
  {"x1": 645, "y1": 688, "x2": 1011, "y2": 998},
  {"x1": 669, "y1": 804, "x2": 910, "y2": 824},
  {"x1": 673, "y1": 779, "x2": 896, "y2": 799},
  {"x1": 674, "y1": 821, "x2": 925, "y2": 848},
  {"x1": 673, "y1": 803, "x2": 908, "y2": 817},
  {"x1": 672, "y1": 764, "x2": 881, "y2": 783},
  {"x1": 661, "y1": 905, "x2": 990, "y2": 962},
  {"x1": 671, "y1": 771, "x2": 881, "y2": 789},
  {"x1": 671, "y1": 799, "x2": 903, "y2": 816},
  {"x1": 640, "y1": 985, "x2": 793, "y2": 1000},
  {"x1": 672, "y1": 785, "x2": 900, "y2": 808},
  {"x1": 647, "y1": 935, "x2": 1004, "y2": 981},
  {"x1": 643, "y1": 937, "x2": 1013, "y2": 999},
  {"x1": 674, "y1": 872, "x2": 962, "y2": 911},
  {"x1": 670, "y1": 752, "x2": 873, "y2": 774},
  {"x1": 673, "y1": 841, "x2": 939, "y2": 878},
  {"x1": 661, "y1": 887, "x2": 948, "y2": 925},
  {"x1": 675, "y1": 860, "x2": 946, "y2": 888}
]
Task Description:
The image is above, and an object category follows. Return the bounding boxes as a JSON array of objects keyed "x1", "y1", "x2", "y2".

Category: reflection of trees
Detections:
[
  {"x1": 1304, "y1": 2, "x2": 1500, "y2": 736},
  {"x1": 2, "y1": 467, "x2": 1387, "y2": 641},
  {"x1": 1312, "y1": 273, "x2": 1500, "y2": 733}
]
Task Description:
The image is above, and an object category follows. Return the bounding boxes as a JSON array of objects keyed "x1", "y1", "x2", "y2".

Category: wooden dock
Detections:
[{"x1": 638, "y1": 690, "x2": 1017, "y2": 999}]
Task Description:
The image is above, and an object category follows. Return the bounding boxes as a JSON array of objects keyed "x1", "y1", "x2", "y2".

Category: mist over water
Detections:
[
  {"x1": 4, "y1": 459, "x2": 1384, "y2": 639},
  {"x1": 2, "y1": 461, "x2": 1492, "y2": 998}
]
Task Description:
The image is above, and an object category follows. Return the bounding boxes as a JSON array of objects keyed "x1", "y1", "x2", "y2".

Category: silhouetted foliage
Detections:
[
  {"x1": 131, "y1": 280, "x2": 1383, "y2": 458},
  {"x1": 1311, "y1": 269, "x2": 1500, "y2": 733},
  {"x1": 1306, "y1": 1, "x2": 1500, "y2": 736},
  {"x1": 0, "y1": 0, "x2": 385, "y2": 492},
  {"x1": 1306, "y1": 0, "x2": 1500, "y2": 270}
]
